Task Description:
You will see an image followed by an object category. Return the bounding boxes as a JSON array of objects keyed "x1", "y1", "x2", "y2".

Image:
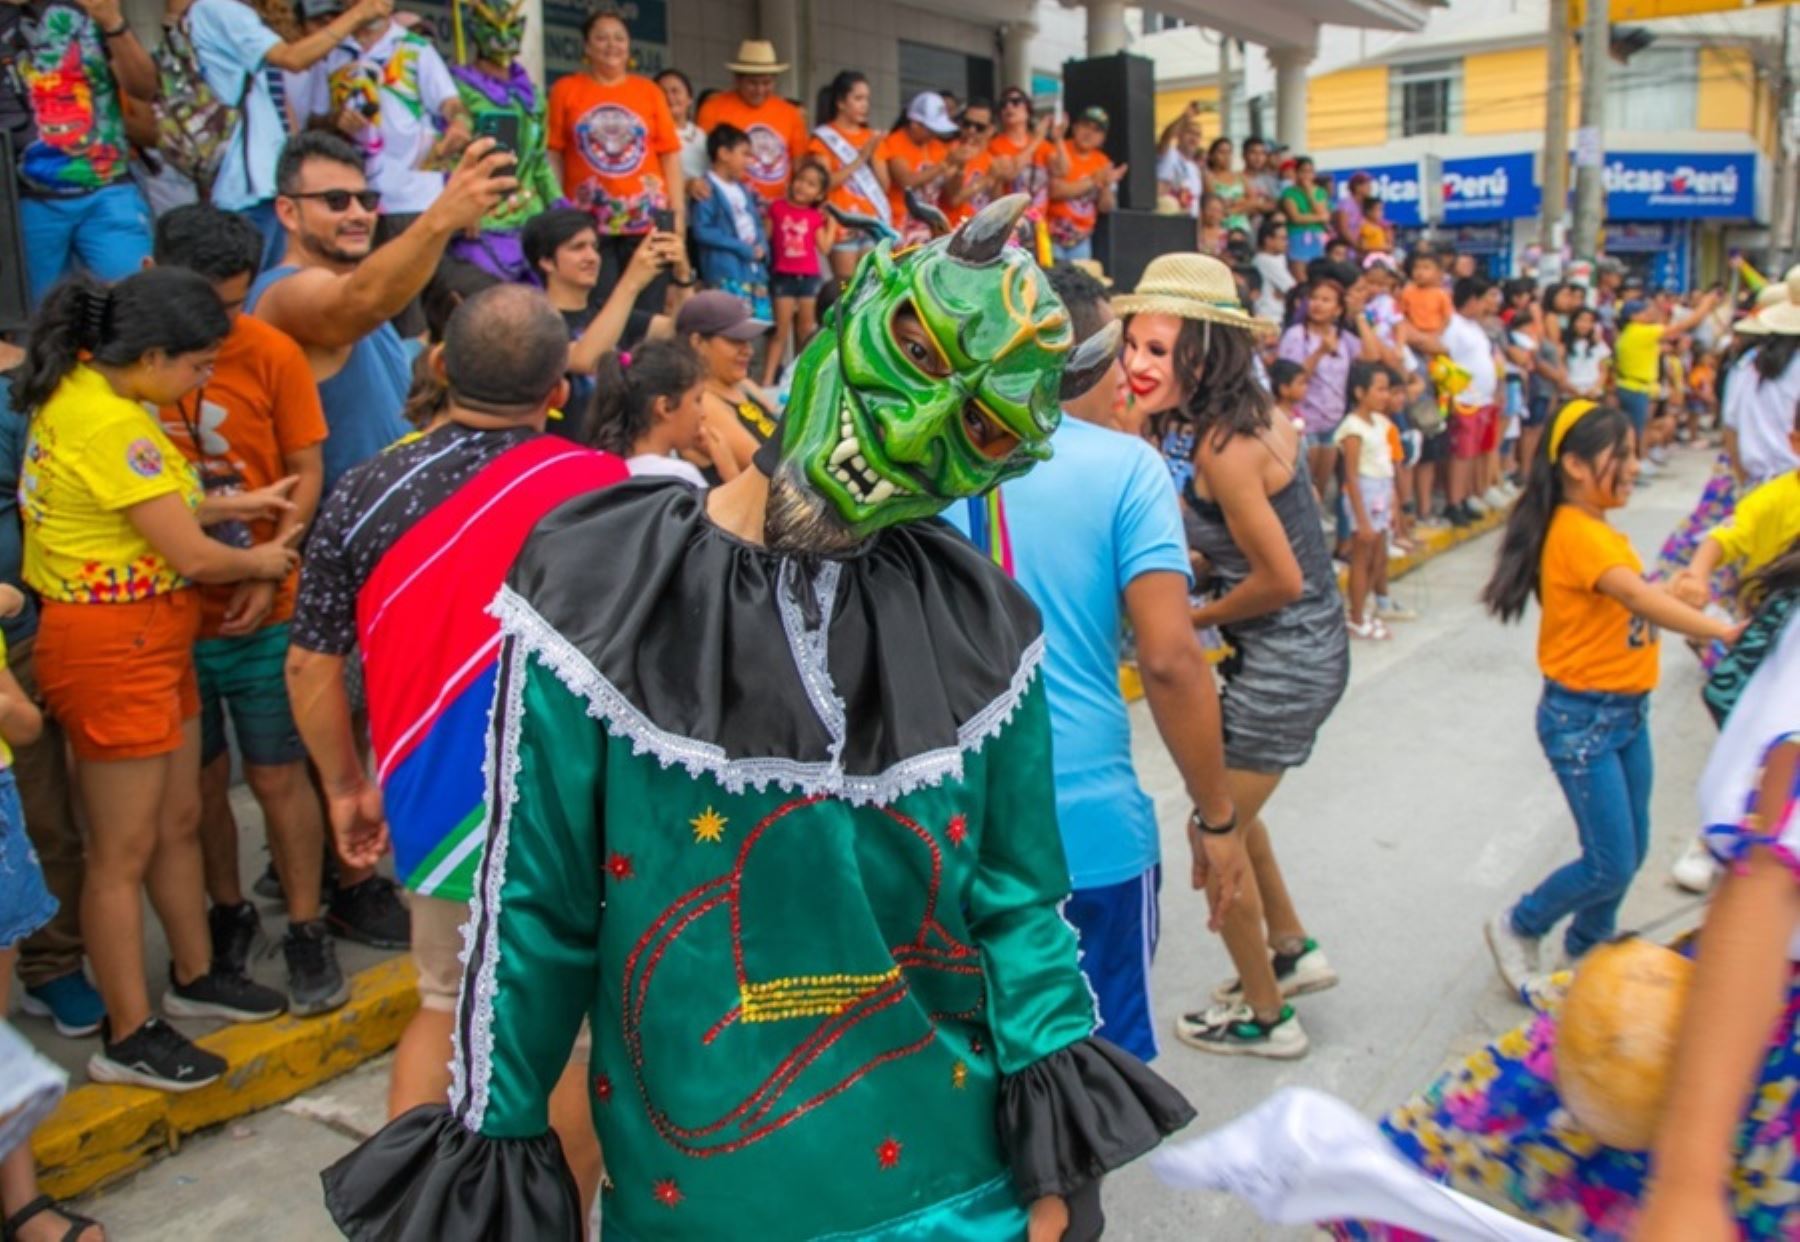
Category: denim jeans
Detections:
[
  {"x1": 1616, "y1": 387, "x2": 1651, "y2": 440},
  {"x1": 1052, "y1": 237, "x2": 1093, "y2": 263},
  {"x1": 1512, "y1": 680, "x2": 1653, "y2": 957},
  {"x1": 19, "y1": 182, "x2": 154, "y2": 306}
]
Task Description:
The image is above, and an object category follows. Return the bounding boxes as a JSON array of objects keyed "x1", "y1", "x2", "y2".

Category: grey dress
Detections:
[{"x1": 1184, "y1": 452, "x2": 1349, "y2": 773}]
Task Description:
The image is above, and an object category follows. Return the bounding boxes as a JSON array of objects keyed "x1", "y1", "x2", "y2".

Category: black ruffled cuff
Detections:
[
  {"x1": 321, "y1": 1104, "x2": 580, "y2": 1242},
  {"x1": 998, "y1": 1036, "x2": 1196, "y2": 1204}
]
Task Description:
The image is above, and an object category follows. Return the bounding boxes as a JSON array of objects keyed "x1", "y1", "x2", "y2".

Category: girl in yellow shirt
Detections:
[
  {"x1": 1479, "y1": 399, "x2": 1733, "y2": 992},
  {"x1": 14, "y1": 270, "x2": 298, "y2": 1093}
]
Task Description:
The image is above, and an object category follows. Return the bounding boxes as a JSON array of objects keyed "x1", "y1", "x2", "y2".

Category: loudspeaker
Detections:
[
  {"x1": 0, "y1": 136, "x2": 28, "y2": 334},
  {"x1": 1061, "y1": 52, "x2": 1155, "y2": 212},
  {"x1": 1093, "y1": 210, "x2": 1195, "y2": 292}
]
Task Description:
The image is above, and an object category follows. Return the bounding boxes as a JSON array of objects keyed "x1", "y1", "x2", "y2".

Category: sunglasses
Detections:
[
  {"x1": 960, "y1": 117, "x2": 991, "y2": 132},
  {"x1": 285, "y1": 188, "x2": 381, "y2": 212},
  {"x1": 1002, "y1": 95, "x2": 1030, "y2": 108}
]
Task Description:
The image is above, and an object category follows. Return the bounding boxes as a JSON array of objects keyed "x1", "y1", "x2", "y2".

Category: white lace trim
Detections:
[
  {"x1": 776, "y1": 559, "x2": 846, "y2": 765},
  {"x1": 487, "y1": 585, "x2": 1043, "y2": 807},
  {"x1": 448, "y1": 633, "x2": 528, "y2": 1134}
]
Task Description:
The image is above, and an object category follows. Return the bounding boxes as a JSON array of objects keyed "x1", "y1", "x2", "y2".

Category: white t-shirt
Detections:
[
  {"x1": 185, "y1": 0, "x2": 286, "y2": 211},
  {"x1": 1252, "y1": 251, "x2": 1294, "y2": 322},
  {"x1": 1721, "y1": 348, "x2": 1800, "y2": 487},
  {"x1": 1444, "y1": 313, "x2": 1499, "y2": 408},
  {"x1": 676, "y1": 121, "x2": 709, "y2": 183},
  {"x1": 1156, "y1": 147, "x2": 1201, "y2": 218},
  {"x1": 628, "y1": 453, "x2": 708, "y2": 488},
  {"x1": 292, "y1": 22, "x2": 460, "y2": 215},
  {"x1": 1563, "y1": 338, "x2": 1612, "y2": 397},
  {"x1": 1332, "y1": 411, "x2": 1395, "y2": 479}
]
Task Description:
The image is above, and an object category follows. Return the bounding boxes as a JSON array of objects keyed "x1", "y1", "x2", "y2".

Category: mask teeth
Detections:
[{"x1": 825, "y1": 404, "x2": 908, "y2": 506}]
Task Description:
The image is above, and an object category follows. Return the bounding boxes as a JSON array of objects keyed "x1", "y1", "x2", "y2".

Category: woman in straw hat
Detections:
[{"x1": 1115, "y1": 252, "x2": 1349, "y2": 1061}]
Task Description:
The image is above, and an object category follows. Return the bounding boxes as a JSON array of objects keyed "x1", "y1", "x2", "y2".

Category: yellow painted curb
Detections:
[
  {"x1": 33, "y1": 956, "x2": 420, "y2": 1200},
  {"x1": 1119, "y1": 507, "x2": 1506, "y2": 702}
]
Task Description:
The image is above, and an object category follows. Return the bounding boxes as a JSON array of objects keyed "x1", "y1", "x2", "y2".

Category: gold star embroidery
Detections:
[
  {"x1": 951, "y1": 1060, "x2": 968, "y2": 1090},
  {"x1": 691, "y1": 807, "x2": 728, "y2": 844}
]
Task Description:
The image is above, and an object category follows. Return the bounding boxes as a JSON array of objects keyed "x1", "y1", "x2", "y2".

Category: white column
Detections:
[
  {"x1": 760, "y1": 0, "x2": 804, "y2": 103},
  {"x1": 1269, "y1": 44, "x2": 1314, "y2": 152},
  {"x1": 1001, "y1": 18, "x2": 1037, "y2": 94},
  {"x1": 521, "y1": 0, "x2": 545, "y2": 92},
  {"x1": 1086, "y1": 0, "x2": 1128, "y2": 57}
]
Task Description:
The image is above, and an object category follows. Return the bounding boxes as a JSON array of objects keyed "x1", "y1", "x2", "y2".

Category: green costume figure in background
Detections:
[
  {"x1": 322, "y1": 196, "x2": 1192, "y2": 1241},
  {"x1": 445, "y1": 0, "x2": 560, "y2": 281}
]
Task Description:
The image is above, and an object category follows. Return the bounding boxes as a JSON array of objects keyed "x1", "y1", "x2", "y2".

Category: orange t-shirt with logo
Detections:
[
  {"x1": 695, "y1": 91, "x2": 808, "y2": 204},
  {"x1": 159, "y1": 315, "x2": 327, "y2": 638},
  {"x1": 1046, "y1": 142, "x2": 1111, "y2": 242},
  {"x1": 806, "y1": 122, "x2": 883, "y2": 221},
  {"x1": 1537, "y1": 504, "x2": 1660, "y2": 694},
  {"x1": 547, "y1": 73, "x2": 680, "y2": 235},
  {"x1": 946, "y1": 148, "x2": 996, "y2": 226},
  {"x1": 988, "y1": 131, "x2": 1053, "y2": 209},
  {"x1": 878, "y1": 129, "x2": 946, "y2": 228}
]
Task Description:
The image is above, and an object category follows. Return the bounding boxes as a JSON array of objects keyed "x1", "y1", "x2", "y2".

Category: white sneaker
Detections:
[
  {"x1": 1211, "y1": 938, "x2": 1340, "y2": 1004},
  {"x1": 1482, "y1": 485, "x2": 1512, "y2": 511},
  {"x1": 1670, "y1": 838, "x2": 1721, "y2": 894},
  {"x1": 1485, "y1": 905, "x2": 1540, "y2": 994},
  {"x1": 1649, "y1": 446, "x2": 1670, "y2": 466},
  {"x1": 1464, "y1": 494, "x2": 1490, "y2": 515},
  {"x1": 1174, "y1": 1001, "x2": 1310, "y2": 1060},
  {"x1": 1638, "y1": 459, "x2": 1661, "y2": 480},
  {"x1": 1376, "y1": 596, "x2": 1419, "y2": 622}
]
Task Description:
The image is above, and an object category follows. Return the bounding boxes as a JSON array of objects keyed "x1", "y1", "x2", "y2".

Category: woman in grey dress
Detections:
[{"x1": 1117, "y1": 253, "x2": 1350, "y2": 1061}]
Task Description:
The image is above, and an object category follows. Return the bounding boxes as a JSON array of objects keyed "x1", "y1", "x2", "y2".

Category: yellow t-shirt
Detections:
[
  {"x1": 21, "y1": 365, "x2": 202, "y2": 605},
  {"x1": 1709, "y1": 471, "x2": 1800, "y2": 575},
  {"x1": 1538, "y1": 505, "x2": 1660, "y2": 694},
  {"x1": 1614, "y1": 322, "x2": 1663, "y2": 395}
]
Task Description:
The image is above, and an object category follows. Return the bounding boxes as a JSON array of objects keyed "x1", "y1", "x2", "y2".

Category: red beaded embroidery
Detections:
[
  {"x1": 593, "y1": 1073, "x2": 613, "y2": 1103},
  {"x1": 946, "y1": 814, "x2": 968, "y2": 847},
  {"x1": 606, "y1": 852, "x2": 635, "y2": 882},
  {"x1": 876, "y1": 1136, "x2": 903, "y2": 1170},
  {"x1": 652, "y1": 1177, "x2": 682, "y2": 1207}
]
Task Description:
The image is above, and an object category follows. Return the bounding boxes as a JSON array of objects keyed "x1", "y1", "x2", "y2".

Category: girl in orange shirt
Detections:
[
  {"x1": 1480, "y1": 399, "x2": 1735, "y2": 993},
  {"x1": 807, "y1": 70, "x2": 888, "y2": 281}
]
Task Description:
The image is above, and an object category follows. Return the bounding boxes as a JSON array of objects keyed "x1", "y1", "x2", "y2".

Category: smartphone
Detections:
[
  {"x1": 652, "y1": 207, "x2": 675, "y2": 233},
  {"x1": 473, "y1": 112, "x2": 521, "y2": 155}
]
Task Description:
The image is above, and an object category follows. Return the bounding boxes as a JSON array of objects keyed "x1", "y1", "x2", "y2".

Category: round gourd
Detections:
[{"x1": 1554, "y1": 937, "x2": 1693, "y2": 1150}]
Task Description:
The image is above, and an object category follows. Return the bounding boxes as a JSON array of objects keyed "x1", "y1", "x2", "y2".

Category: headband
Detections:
[{"x1": 1547, "y1": 398, "x2": 1598, "y2": 462}]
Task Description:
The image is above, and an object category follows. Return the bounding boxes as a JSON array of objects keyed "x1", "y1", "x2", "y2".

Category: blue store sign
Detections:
[
  {"x1": 1602, "y1": 152, "x2": 1755, "y2": 220},
  {"x1": 1441, "y1": 153, "x2": 1538, "y2": 224},
  {"x1": 1322, "y1": 161, "x2": 1422, "y2": 227}
]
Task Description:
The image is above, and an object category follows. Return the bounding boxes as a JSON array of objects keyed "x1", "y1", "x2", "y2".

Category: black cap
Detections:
[{"x1": 675, "y1": 291, "x2": 771, "y2": 341}]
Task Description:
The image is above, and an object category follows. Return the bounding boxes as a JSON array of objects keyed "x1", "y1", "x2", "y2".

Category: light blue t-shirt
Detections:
[
  {"x1": 186, "y1": 0, "x2": 286, "y2": 211},
  {"x1": 947, "y1": 416, "x2": 1190, "y2": 889}
]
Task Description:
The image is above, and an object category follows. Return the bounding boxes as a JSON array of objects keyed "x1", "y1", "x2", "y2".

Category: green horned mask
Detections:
[
  {"x1": 466, "y1": 0, "x2": 526, "y2": 62},
  {"x1": 766, "y1": 194, "x2": 1119, "y2": 553}
]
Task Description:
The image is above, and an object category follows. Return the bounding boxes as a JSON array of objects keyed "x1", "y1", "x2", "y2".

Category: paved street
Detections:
[{"x1": 63, "y1": 445, "x2": 1719, "y2": 1240}]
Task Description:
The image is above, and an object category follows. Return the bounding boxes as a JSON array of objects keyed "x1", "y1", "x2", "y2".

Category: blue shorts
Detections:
[
  {"x1": 0, "y1": 768, "x2": 57, "y2": 951},
  {"x1": 1052, "y1": 237, "x2": 1093, "y2": 263},
  {"x1": 1287, "y1": 229, "x2": 1325, "y2": 263},
  {"x1": 1064, "y1": 865, "x2": 1161, "y2": 1062},
  {"x1": 20, "y1": 182, "x2": 153, "y2": 307},
  {"x1": 1617, "y1": 388, "x2": 1651, "y2": 438}
]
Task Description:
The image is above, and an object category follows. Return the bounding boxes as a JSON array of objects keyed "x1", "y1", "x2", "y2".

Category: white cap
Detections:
[{"x1": 906, "y1": 92, "x2": 960, "y2": 138}]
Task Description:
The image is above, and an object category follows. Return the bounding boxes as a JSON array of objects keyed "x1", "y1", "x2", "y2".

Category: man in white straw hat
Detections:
[{"x1": 697, "y1": 40, "x2": 808, "y2": 205}]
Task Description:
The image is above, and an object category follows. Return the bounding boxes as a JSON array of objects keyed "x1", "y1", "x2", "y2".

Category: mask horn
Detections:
[
  {"x1": 904, "y1": 190, "x2": 951, "y2": 238},
  {"x1": 1059, "y1": 320, "x2": 1122, "y2": 402},
  {"x1": 826, "y1": 203, "x2": 896, "y2": 246},
  {"x1": 947, "y1": 193, "x2": 1029, "y2": 265}
]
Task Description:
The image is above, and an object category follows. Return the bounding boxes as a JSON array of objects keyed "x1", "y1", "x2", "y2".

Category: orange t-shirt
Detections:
[
  {"x1": 695, "y1": 91, "x2": 808, "y2": 204},
  {"x1": 547, "y1": 73, "x2": 680, "y2": 235},
  {"x1": 1046, "y1": 142, "x2": 1111, "y2": 243},
  {"x1": 159, "y1": 315, "x2": 327, "y2": 638},
  {"x1": 806, "y1": 122, "x2": 883, "y2": 221},
  {"x1": 1398, "y1": 284, "x2": 1453, "y2": 336},
  {"x1": 878, "y1": 128, "x2": 947, "y2": 228},
  {"x1": 1537, "y1": 505, "x2": 1660, "y2": 694},
  {"x1": 987, "y1": 131, "x2": 1053, "y2": 209},
  {"x1": 945, "y1": 147, "x2": 996, "y2": 226}
]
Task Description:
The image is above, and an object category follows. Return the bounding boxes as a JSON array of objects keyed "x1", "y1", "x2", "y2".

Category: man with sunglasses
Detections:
[{"x1": 249, "y1": 130, "x2": 517, "y2": 495}]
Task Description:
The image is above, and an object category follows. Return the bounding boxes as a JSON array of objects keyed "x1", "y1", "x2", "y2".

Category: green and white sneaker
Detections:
[
  {"x1": 1174, "y1": 1002, "x2": 1309, "y2": 1059},
  {"x1": 1210, "y1": 938, "x2": 1339, "y2": 1004}
]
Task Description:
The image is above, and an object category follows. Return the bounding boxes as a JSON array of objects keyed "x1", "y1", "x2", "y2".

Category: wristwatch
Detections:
[
  {"x1": 1189, "y1": 806, "x2": 1238, "y2": 837},
  {"x1": 101, "y1": 20, "x2": 131, "y2": 37}
]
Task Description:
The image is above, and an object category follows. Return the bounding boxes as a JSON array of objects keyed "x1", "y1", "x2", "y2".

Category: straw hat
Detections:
[
  {"x1": 1111, "y1": 253, "x2": 1275, "y2": 335},
  {"x1": 1745, "y1": 272, "x2": 1800, "y2": 337},
  {"x1": 725, "y1": 40, "x2": 788, "y2": 75}
]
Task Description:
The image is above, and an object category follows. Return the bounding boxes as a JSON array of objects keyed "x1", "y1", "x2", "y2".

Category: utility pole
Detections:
[
  {"x1": 1571, "y1": 0, "x2": 1609, "y2": 264},
  {"x1": 1218, "y1": 34, "x2": 1233, "y2": 144},
  {"x1": 1539, "y1": 0, "x2": 1570, "y2": 259},
  {"x1": 1774, "y1": 5, "x2": 1797, "y2": 273}
]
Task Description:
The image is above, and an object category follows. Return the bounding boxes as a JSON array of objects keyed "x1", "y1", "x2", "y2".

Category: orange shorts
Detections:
[{"x1": 37, "y1": 593, "x2": 201, "y2": 761}]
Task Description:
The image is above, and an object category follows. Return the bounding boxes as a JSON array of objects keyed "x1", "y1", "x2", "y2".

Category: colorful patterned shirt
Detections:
[{"x1": 6, "y1": 0, "x2": 130, "y2": 196}]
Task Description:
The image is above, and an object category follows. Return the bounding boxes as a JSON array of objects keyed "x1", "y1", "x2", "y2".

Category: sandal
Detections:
[{"x1": 3, "y1": 1196, "x2": 103, "y2": 1242}]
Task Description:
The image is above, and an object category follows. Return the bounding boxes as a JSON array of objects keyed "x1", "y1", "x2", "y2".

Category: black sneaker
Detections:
[
  {"x1": 163, "y1": 965, "x2": 287, "y2": 1023},
  {"x1": 208, "y1": 900, "x2": 261, "y2": 978},
  {"x1": 284, "y1": 919, "x2": 350, "y2": 1017},
  {"x1": 1447, "y1": 502, "x2": 1474, "y2": 528},
  {"x1": 252, "y1": 859, "x2": 285, "y2": 902},
  {"x1": 87, "y1": 1017, "x2": 226, "y2": 1092},
  {"x1": 327, "y1": 875, "x2": 411, "y2": 950}
]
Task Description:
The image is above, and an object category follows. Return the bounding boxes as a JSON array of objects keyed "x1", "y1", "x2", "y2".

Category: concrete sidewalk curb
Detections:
[
  {"x1": 1121, "y1": 504, "x2": 1507, "y2": 700},
  {"x1": 34, "y1": 957, "x2": 419, "y2": 1200}
]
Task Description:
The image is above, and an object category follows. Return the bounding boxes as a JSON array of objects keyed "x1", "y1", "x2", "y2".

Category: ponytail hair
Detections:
[
  {"x1": 1481, "y1": 400, "x2": 1635, "y2": 623},
  {"x1": 13, "y1": 269, "x2": 230, "y2": 415},
  {"x1": 585, "y1": 338, "x2": 703, "y2": 457},
  {"x1": 1740, "y1": 532, "x2": 1800, "y2": 614}
]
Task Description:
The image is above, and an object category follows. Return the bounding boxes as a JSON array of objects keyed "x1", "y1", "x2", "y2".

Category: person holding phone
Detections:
[{"x1": 445, "y1": 0, "x2": 561, "y2": 282}]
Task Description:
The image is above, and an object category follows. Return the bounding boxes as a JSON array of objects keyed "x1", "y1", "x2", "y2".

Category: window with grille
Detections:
[
  {"x1": 1604, "y1": 46, "x2": 1696, "y2": 132},
  {"x1": 1390, "y1": 59, "x2": 1461, "y2": 138}
]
